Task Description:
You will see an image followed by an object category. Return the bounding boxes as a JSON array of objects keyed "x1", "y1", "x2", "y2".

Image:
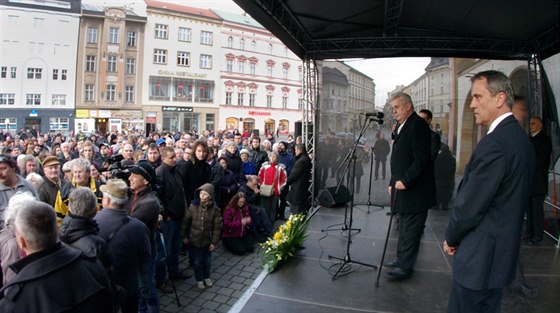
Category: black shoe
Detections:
[
  {"x1": 520, "y1": 285, "x2": 539, "y2": 298},
  {"x1": 157, "y1": 282, "x2": 174, "y2": 294},
  {"x1": 383, "y1": 259, "x2": 400, "y2": 269},
  {"x1": 386, "y1": 267, "x2": 412, "y2": 281},
  {"x1": 527, "y1": 239, "x2": 542, "y2": 246},
  {"x1": 170, "y1": 268, "x2": 193, "y2": 280}
]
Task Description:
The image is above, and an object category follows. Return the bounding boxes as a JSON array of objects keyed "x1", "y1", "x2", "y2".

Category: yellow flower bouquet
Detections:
[{"x1": 261, "y1": 213, "x2": 310, "y2": 272}]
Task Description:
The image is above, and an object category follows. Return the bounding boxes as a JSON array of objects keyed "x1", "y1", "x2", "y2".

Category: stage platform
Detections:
[{"x1": 236, "y1": 205, "x2": 560, "y2": 313}]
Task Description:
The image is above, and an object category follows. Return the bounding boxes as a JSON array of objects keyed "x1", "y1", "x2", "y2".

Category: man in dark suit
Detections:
[
  {"x1": 418, "y1": 109, "x2": 442, "y2": 161},
  {"x1": 286, "y1": 143, "x2": 312, "y2": 214},
  {"x1": 527, "y1": 116, "x2": 552, "y2": 244},
  {"x1": 444, "y1": 70, "x2": 536, "y2": 313},
  {"x1": 385, "y1": 92, "x2": 436, "y2": 280}
]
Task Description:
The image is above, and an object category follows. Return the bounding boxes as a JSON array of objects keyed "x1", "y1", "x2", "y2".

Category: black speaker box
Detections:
[{"x1": 317, "y1": 186, "x2": 350, "y2": 207}]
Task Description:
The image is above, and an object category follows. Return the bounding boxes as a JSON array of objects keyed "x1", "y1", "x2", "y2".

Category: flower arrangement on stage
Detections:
[{"x1": 261, "y1": 213, "x2": 310, "y2": 273}]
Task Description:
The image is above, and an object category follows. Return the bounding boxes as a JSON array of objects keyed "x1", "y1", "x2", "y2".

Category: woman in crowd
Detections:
[
  {"x1": 222, "y1": 192, "x2": 255, "y2": 255},
  {"x1": 258, "y1": 152, "x2": 287, "y2": 223},
  {"x1": 217, "y1": 157, "x2": 238, "y2": 210}
]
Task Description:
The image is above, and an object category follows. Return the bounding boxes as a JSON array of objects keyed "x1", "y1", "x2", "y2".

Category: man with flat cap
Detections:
[{"x1": 38, "y1": 156, "x2": 69, "y2": 207}]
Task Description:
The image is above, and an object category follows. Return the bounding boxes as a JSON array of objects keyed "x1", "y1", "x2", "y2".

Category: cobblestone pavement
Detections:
[{"x1": 160, "y1": 244, "x2": 265, "y2": 313}]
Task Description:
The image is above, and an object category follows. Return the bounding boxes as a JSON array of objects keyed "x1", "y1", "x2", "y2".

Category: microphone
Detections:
[{"x1": 361, "y1": 112, "x2": 384, "y2": 118}]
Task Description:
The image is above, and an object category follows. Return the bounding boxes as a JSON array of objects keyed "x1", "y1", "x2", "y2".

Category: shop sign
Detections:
[
  {"x1": 146, "y1": 116, "x2": 156, "y2": 123},
  {"x1": 157, "y1": 70, "x2": 207, "y2": 78},
  {"x1": 248, "y1": 111, "x2": 272, "y2": 116},
  {"x1": 98, "y1": 110, "x2": 111, "y2": 118},
  {"x1": 76, "y1": 109, "x2": 89, "y2": 118},
  {"x1": 29, "y1": 109, "x2": 38, "y2": 117},
  {"x1": 163, "y1": 106, "x2": 193, "y2": 112}
]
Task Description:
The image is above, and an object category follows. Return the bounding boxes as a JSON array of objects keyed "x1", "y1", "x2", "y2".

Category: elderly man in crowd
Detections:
[
  {"x1": 0, "y1": 155, "x2": 38, "y2": 227},
  {"x1": 95, "y1": 179, "x2": 153, "y2": 313},
  {"x1": 0, "y1": 198, "x2": 112, "y2": 312},
  {"x1": 37, "y1": 156, "x2": 68, "y2": 207}
]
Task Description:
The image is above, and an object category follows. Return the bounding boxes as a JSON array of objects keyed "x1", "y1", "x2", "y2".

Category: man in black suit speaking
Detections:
[
  {"x1": 444, "y1": 70, "x2": 535, "y2": 313},
  {"x1": 385, "y1": 92, "x2": 436, "y2": 281}
]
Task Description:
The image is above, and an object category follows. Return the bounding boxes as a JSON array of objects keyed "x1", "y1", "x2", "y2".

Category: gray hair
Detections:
[
  {"x1": 471, "y1": 70, "x2": 514, "y2": 109},
  {"x1": 68, "y1": 187, "x2": 98, "y2": 217},
  {"x1": 62, "y1": 159, "x2": 74, "y2": 173},
  {"x1": 71, "y1": 158, "x2": 91, "y2": 172},
  {"x1": 246, "y1": 175, "x2": 259, "y2": 183},
  {"x1": 391, "y1": 92, "x2": 414, "y2": 108},
  {"x1": 26, "y1": 172, "x2": 44, "y2": 187},
  {"x1": 14, "y1": 200, "x2": 58, "y2": 252},
  {"x1": 103, "y1": 193, "x2": 128, "y2": 208},
  {"x1": 3, "y1": 191, "x2": 36, "y2": 225}
]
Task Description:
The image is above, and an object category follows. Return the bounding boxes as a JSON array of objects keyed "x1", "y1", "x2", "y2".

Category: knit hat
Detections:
[
  {"x1": 129, "y1": 160, "x2": 155, "y2": 184},
  {"x1": 239, "y1": 149, "x2": 250, "y2": 156}
]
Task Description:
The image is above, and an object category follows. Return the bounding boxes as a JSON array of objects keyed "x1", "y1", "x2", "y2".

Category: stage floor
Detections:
[{"x1": 237, "y1": 205, "x2": 560, "y2": 313}]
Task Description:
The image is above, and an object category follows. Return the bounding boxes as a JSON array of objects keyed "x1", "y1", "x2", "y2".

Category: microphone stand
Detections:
[{"x1": 327, "y1": 117, "x2": 379, "y2": 279}]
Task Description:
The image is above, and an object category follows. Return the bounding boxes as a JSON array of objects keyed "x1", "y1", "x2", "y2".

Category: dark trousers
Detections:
[
  {"x1": 375, "y1": 159, "x2": 386, "y2": 179},
  {"x1": 160, "y1": 219, "x2": 181, "y2": 276},
  {"x1": 188, "y1": 246, "x2": 212, "y2": 282},
  {"x1": 396, "y1": 211, "x2": 428, "y2": 271},
  {"x1": 223, "y1": 236, "x2": 255, "y2": 255},
  {"x1": 447, "y1": 280, "x2": 503, "y2": 313},
  {"x1": 527, "y1": 195, "x2": 545, "y2": 241},
  {"x1": 278, "y1": 187, "x2": 289, "y2": 218}
]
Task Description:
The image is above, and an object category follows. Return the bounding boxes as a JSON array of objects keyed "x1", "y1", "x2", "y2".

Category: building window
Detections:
[
  {"x1": 108, "y1": 27, "x2": 119, "y2": 44},
  {"x1": 283, "y1": 67, "x2": 289, "y2": 79},
  {"x1": 249, "y1": 94, "x2": 255, "y2": 107},
  {"x1": 107, "y1": 56, "x2": 117, "y2": 72},
  {"x1": 267, "y1": 65, "x2": 273, "y2": 77},
  {"x1": 0, "y1": 93, "x2": 16, "y2": 105},
  {"x1": 52, "y1": 69, "x2": 59, "y2": 80},
  {"x1": 200, "y1": 31, "x2": 213, "y2": 45},
  {"x1": 50, "y1": 117, "x2": 69, "y2": 134},
  {"x1": 177, "y1": 51, "x2": 190, "y2": 66},
  {"x1": 26, "y1": 94, "x2": 41, "y2": 105},
  {"x1": 178, "y1": 27, "x2": 191, "y2": 42},
  {"x1": 127, "y1": 31, "x2": 137, "y2": 47},
  {"x1": 267, "y1": 95, "x2": 272, "y2": 108},
  {"x1": 298, "y1": 68, "x2": 303, "y2": 81},
  {"x1": 154, "y1": 49, "x2": 167, "y2": 64},
  {"x1": 240, "y1": 38, "x2": 245, "y2": 50},
  {"x1": 237, "y1": 93, "x2": 244, "y2": 106},
  {"x1": 225, "y1": 92, "x2": 232, "y2": 105},
  {"x1": 149, "y1": 76, "x2": 171, "y2": 100},
  {"x1": 87, "y1": 27, "x2": 97, "y2": 43},
  {"x1": 51, "y1": 94, "x2": 66, "y2": 105},
  {"x1": 85, "y1": 84, "x2": 94, "y2": 102},
  {"x1": 238, "y1": 61, "x2": 245, "y2": 74},
  {"x1": 10, "y1": 67, "x2": 16, "y2": 78},
  {"x1": 205, "y1": 113, "x2": 215, "y2": 131},
  {"x1": 282, "y1": 96, "x2": 288, "y2": 109},
  {"x1": 106, "y1": 84, "x2": 116, "y2": 101},
  {"x1": 268, "y1": 43, "x2": 273, "y2": 54},
  {"x1": 227, "y1": 36, "x2": 233, "y2": 48},
  {"x1": 126, "y1": 58, "x2": 135, "y2": 74},
  {"x1": 125, "y1": 86, "x2": 134, "y2": 102},
  {"x1": 200, "y1": 54, "x2": 212, "y2": 69},
  {"x1": 251, "y1": 40, "x2": 256, "y2": 50},
  {"x1": 250, "y1": 63, "x2": 256, "y2": 75},
  {"x1": 61, "y1": 69, "x2": 67, "y2": 80},
  {"x1": 155, "y1": 24, "x2": 168, "y2": 39},
  {"x1": 0, "y1": 118, "x2": 17, "y2": 131},
  {"x1": 86, "y1": 55, "x2": 96, "y2": 72},
  {"x1": 0, "y1": 67, "x2": 6, "y2": 78},
  {"x1": 298, "y1": 98, "x2": 303, "y2": 110},
  {"x1": 226, "y1": 59, "x2": 233, "y2": 72},
  {"x1": 27, "y1": 68, "x2": 42, "y2": 79}
]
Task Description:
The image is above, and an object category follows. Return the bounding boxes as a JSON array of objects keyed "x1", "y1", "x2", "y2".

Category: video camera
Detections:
[{"x1": 99, "y1": 154, "x2": 133, "y2": 181}]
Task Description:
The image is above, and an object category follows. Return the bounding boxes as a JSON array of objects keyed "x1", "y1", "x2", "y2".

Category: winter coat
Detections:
[
  {"x1": 241, "y1": 161, "x2": 257, "y2": 176},
  {"x1": 222, "y1": 204, "x2": 252, "y2": 239},
  {"x1": 0, "y1": 225, "x2": 18, "y2": 285},
  {"x1": 249, "y1": 147, "x2": 268, "y2": 173},
  {"x1": 258, "y1": 162, "x2": 287, "y2": 196},
  {"x1": 53, "y1": 177, "x2": 103, "y2": 225},
  {"x1": 277, "y1": 151, "x2": 294, "y2": 175},
  {"x1": 59, "y1": 214, "x2": 112, "y2": 268},
  {"x1": 156, "y1": 163, "x2": 186, "y2": 220},
  {"x1": 224, "y1": 150, "x2": 245, "y2": 182},
  {"x1": 179, "y1": 158, "x2": 212, "y2": 206},
  {"x1": 286, "y1": 152, "x2": 312, "y2": 206},
  {"x1": 126, "y1": 186, "x2": 161, "y2": 253},
  {"x1": 218, "y1": 168, "x2": 238, "y2": 208},
  {"x1": 181, "y1": 184, "x2": 222, "y2": 248},
  {"x1": 0, "y1": 242, "x2": 113, "y2": 313}
]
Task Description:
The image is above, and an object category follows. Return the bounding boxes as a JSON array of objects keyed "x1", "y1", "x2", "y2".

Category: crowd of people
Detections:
[{"x1": 0, "y1": 127, "x2": 312, "y2": 312}]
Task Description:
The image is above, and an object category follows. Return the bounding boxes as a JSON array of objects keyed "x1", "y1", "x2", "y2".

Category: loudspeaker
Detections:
[{"x1": 317, "y1": 186, "x2": 350, "y2": 207}]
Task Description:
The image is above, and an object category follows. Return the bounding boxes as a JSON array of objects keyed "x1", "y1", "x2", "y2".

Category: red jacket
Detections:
[{"x1": 258, "y1": 162, "x2": 287, "y2": 196}]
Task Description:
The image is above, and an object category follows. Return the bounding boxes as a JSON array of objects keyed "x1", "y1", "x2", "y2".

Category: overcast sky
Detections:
[{"x1": 92, "y1": 0, "x2": 430, "y2": 107}]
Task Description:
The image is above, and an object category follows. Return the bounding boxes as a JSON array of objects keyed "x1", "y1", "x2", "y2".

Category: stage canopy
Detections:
[{"x1": 233, "y1": 0, "x2": 559, "y2": 60}]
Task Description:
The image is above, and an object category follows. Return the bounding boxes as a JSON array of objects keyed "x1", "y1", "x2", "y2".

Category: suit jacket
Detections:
[
  {"x1": 530, "y1": 130, "x2": 552, "y2": 196},
  {"x1": 390, "y1": 112, "x2": 436, "y2": 214},
  {"x1": 446, "y1": 115, "x2": 536, "y2": 290},
  {"x1": 286, "y1": 152, "x2": 312, "y2": 205}
]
